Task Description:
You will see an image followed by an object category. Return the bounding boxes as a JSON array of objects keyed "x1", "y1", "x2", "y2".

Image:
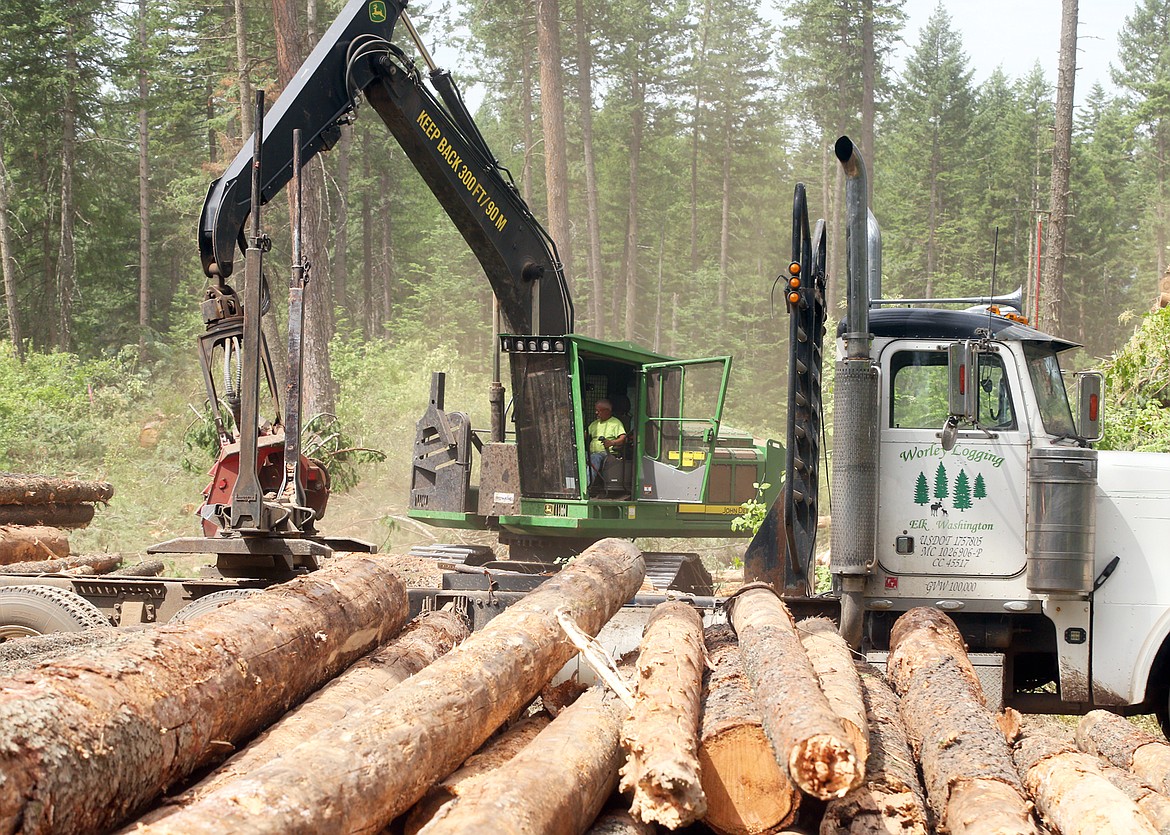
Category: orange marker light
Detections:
[
  {"x1": 788, "y1": 261, "x2": 801, "y2": 276},
  {"x1": 788, "y1": 291, "x2": 801, "y2": 305},
  {"x1": 788, "y1": 276, "x2": 801, "y2": 289}
]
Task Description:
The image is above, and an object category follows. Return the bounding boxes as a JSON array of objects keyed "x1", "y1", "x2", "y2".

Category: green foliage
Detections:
[
  {"x1": 301, "y1": 413, "x2": 387, "y2": 493},
  {"x1": 1100, "y1": 307, "x2": 1170, "y2": 452},
  {"x1": 731, "y1": 481, "x2": 771, "y2": 551}
]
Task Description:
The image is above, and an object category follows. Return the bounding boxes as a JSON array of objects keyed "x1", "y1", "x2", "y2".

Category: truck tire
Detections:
[
  {"x1": 0, "y1": 585, "x2": 111, "y2": 640},
  {"x1": 170, "y1": 588, "x2": 260, "y2": 622}
]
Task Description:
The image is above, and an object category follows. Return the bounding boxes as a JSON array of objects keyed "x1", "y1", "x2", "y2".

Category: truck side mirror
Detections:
[
  {"x1": 1077, "y1": 372, "x2": 1104, "y2": 442},
  {"x1": 947, "y1": 341, "x2": 979, "y2": 424}
]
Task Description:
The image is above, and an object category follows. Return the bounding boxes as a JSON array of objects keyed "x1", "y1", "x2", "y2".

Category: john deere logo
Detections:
[{"x1": 369, "y1": 1, "x2": 387, "y2": 22}]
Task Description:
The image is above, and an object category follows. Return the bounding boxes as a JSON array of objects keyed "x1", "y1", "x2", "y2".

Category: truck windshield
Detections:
[{"x1": 1024, "y1": 345, "x2": 1075, "y2": 437}]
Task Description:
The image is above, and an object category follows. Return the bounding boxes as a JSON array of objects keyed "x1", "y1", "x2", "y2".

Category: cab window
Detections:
[{"x1": 890, "y1": 349, "x2": 1015, "y2": 430}]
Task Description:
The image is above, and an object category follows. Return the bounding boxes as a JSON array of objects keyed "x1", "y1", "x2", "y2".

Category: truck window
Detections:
[
  {"x1": 1024, "y1": 345, "x2": 1075, "y2": 437},
  {"x1": 890, "y1": 349, "x2": 1015, "y2": 429}
]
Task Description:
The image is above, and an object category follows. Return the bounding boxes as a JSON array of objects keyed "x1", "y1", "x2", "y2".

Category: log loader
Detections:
[{"x1": 745, "y1": 135, "x2": 1170, "y2": 734}]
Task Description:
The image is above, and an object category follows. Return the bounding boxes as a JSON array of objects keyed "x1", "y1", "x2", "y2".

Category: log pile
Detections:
[
  {"x1": 8, "y1": 561, "x2": 1170, "y2": 835},
  {"x1": 0, "y1": 473, "x2": 114, "y2": 571}
]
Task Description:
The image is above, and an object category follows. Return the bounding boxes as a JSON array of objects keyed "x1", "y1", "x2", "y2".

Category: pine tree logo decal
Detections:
[
  {"x1": 934, "y1": 462, "x2": 949, "y2": 502},
  {"x1": 914, "y1": 472, "x2": 929, "y2": 505},
  {"x1": 974, "y1": 473, "x2": 987, "y2": 501},
  {"x1": 953, "y1": 469, "x2": 973, "y2": 511}
]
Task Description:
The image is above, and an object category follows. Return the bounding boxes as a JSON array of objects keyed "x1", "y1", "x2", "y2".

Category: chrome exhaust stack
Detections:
[{"x1": 830, "y1": 136, "x2": 880, "y2": 647}]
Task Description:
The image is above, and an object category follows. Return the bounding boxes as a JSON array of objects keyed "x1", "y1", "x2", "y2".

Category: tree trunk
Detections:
[
  {"x1": 419, "y1": 682, "x2": 627, "y2": 834},
  {"x1": 0, "y1": 475, "x2": 113, "y2": 505},
  {"x1": 139, "y1": 610, "x2": 468, "y2": 826},
  {"x1": 718, "y1": 123, "x2": 732, "y2": 330},
  {"x1": 0, "y1": 556, "x2": 409, "y2": 834},
  {"x1": 360, "y1": 126, "x2": 373, "y2": 338},
  {"x1": 622, "y1": 68, "x2": 644, "y2": 342},
  {"x1": 1014, "y1": 732, "x2": 1157, "y2": 835},
  {"x1": 380, "y1": 165, "x2": 394, "y2": 336},
  {"x1": 109, "y1": 559, "x2": 166, "y2": 577},
  {"x1": 0, "y1": 627, "x2": 133, "y2": 674},
  {"x1": 0, "y1": 503, "x2": 95, "y2": 529},
  {"x1": 537, "y1": 0, "x2": 573, "y2": 289},
  {"x1": 822, "y1": 664, "x2": 928, "y2": 835},
  {"x1": 1076, "y1": 709, "x2": 1170, "y2": 796},
  {"x1": 727, "y1": 585, "x2": 862, "y2": 800},
  {"x1": 137, "y1": 0, "x2": 151, "y2": 361},
  {"x1": 861, "y1": 0, "x2": 876, "y2": 207},
  {"x1": 1040, "y1": 0, "x2": 1078, "y2": 332},
  {"x1": 619, "y1": 601, "x2": 707, "y2": 828},
  {"x1": 404, "y1": 713, "x2": 552, "y2": 834},
  {"x1": 689, "y1": 0, "x2": 711, "y2": 274},
  {"x1": 574, "y1": 0, "x2": 604, "y2": 338},
  {"x1": 0, "y1": 121, "x2": 24, "y2": 360},
  {"x1": 1095, "y1": 757, "x2": 1170, "y2": 833},
  {"x1": 273, "y1": 0, "x2": 331, "y2": 415},
  {"x1": 699, "y1": 624, "x2": 799, "y2": 835},
  {"x1": 0, "y1": 525, "x2": 70, "y2": 563},
  {"x1": 586, "y1": 810, "x2": 657, "y2": 835},
  {"x1": 797, "y1": 617, "x2": 869, "y2": 766},
  {"x1": 521, "y1": 37, "x2": 534, "y2": 204},
  {"x1": 0, "y1": 551, "x2": 120, "y2": 575},
  {"x1": 887, "y1": 608, "x2": 1037, "y2": 835},
  {"x1": 56, "y1": 28, "x2": 78, "y2": 352},
  {"x1": 127, "y1": 539, "x2": 645, "y2": 834}
]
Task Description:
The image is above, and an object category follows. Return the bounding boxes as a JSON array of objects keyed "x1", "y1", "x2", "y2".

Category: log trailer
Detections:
[
  {"x1": 0, "y1": 0, "x2": 783, "y2": 635},
  {"x1": 745, "y1": 135, "x2": 1170, "y2": 732}
]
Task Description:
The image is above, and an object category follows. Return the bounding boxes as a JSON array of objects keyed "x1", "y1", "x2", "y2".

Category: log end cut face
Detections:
[{"x1": 790, "y1": 733, "x2": 862, "y2": 799}]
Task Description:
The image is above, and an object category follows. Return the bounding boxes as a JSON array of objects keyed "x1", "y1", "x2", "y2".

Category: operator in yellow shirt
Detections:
[{"x1": 586, "y1": 399, "x2": 627, "y2": 488}]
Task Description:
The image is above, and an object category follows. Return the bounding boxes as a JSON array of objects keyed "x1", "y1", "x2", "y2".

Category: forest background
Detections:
[{"x1": 0, "y1": 0, "x2": 1167, "y2": 557}]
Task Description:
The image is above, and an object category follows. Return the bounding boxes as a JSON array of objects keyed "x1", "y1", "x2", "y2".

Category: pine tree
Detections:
[
  {"x1": 914, "y1": 472, "x2": 929, "y2": 505},
  {"x1": 973, "y1": 473, "x2": 987, "y2": 500},
  {"x1": 953, "y1": 469, "x2": 972, "y2": 510},
  {"x1": 934, "y1": 461, "x2": 949, "y2": 501}
]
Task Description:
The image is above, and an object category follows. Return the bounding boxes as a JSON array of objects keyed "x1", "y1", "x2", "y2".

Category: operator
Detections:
[{"x1": 586, "y1": 399, "x2": 627, "y2": 487}]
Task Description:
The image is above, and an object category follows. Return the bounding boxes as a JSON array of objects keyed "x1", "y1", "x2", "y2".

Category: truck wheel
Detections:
[
  {"x1": 170, "y1": 588, "x2": 260, "y2": 622},
  {"x1": 0, "y1": 585, "x2": 110, "y2": 640}
]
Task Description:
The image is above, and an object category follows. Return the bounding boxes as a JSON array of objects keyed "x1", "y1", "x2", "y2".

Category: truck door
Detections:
[
  {"x1": 637, "y1": 357, "x2": 731, "y2": 503},
  {"x1": 877, "y1": 342, "x2": 1029, "y2": 593}
]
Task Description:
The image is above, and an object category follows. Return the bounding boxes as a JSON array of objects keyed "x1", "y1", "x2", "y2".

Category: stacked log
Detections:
[
  {"x1": 0, "y1": 551, "x2": 121, "y2": 575},
  {"x1": 887, "y1": 607, "x2": 1038, "y2": 835},
  {"x1": 1076, "y1": 710, "x2": 1170, "y2": 796},
  {"x1": 0, "y1": 473, "x2": 114, "y2": 569},
  {"x1": 619, "y1": 600, "x2": 708, "y2": 828},
  {"x1": 699, "y1": 623, "x2": 800, "y2": 834},
  {"x1": 0, "y1": 554, "x2": 410, "y2": 834}
]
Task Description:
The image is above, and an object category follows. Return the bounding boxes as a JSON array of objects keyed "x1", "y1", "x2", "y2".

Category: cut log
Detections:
[
  {"x1": 0, "y1": 525, "x2": 69, "y2": 563},
  {"x1": 141, "y1": 608, "x2": 470, "y2": 820},
  {"x1": 0, "y1": 473, "x2": 114, "y2": 505},
  {"x1": 110, "y1": 559, "x2": 166, "y2": 577},
  {"x1": 0, "y1": 551, "x2": 121, "y2": 575},
  {"x1": 888, "y1": 607, "x2": 1037, "y2": 835},
  {"x1": 620, "y1": 600, "x2": 707, "y2": 828},
  {"x1": 1095, "y1": 759, "x2": 1170, "y2": 834},
  {"x1": 1014, "y1": 731, "x2": 1157, "y2": 834},
  {"x1": 419, "y1": 680, "x2": 628, "y2": 834},
  {"x1": 586, "y1": 809, "x2": 658, "y2": 834},
  {"x1": 404, "y1": 713, "x2": 552, "y2": 834},
  {"x1": 727, "y1": 584, "x2": 861, "y2": 800},
  {"x1": 0, "y1": 626, "x2": 137, "y2": 674},
  {"x1": 126, "y1": 538, "x2": 645, "y2": 835},
  {"x1": 821, "y1": 664, "x2": 928, "y2": 835},
  {"x1": 0, "y1": 502, "x2": 95, "y2": 528},
  {"x1": 797, "y1": 617, "x2": 869, "y2": 766},
  {"x1": 1076, "y1": 710, "x2": 1170, "y2": 796},
  {"x1": 0, "y1": 554, "x2": 410, "y2": 835},
  {"x1": 699, "y1": 624, "x2": 799, "y2": 835}
]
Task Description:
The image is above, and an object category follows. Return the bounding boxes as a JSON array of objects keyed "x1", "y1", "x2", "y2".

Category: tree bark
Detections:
[
  {"x1": 861, "y1": 0, "x2": 876, "y2": 207},
  {"x1": 419, "y1": 682, "x2": 627, "y2": 835},
  {"x1": 574, "y1": 0, "x2": 604, "y2": 337},
  {"x1": 1094, "y1": 757, "x2": 1170, "y2": 833},
  {"x1": 234, "y1": 0, "x2": 252, "y2": 138},
  {"x1": 718, "y1": 123, "x2": 732, "y2": 329},
  {"x1": 404, "y1": 713, "x2": 552, "y2": 834},
  {"x1": 688, "y1": 0, "x2": 711, "y2": 274},
  {"x1": 0, "y1": 120, "x2": 24, "y2": 360},
  {"x1": 333, "y1": 124, "x2": 352, "y2": 309},
  {"x1": 0, "y1": 626, "x2": 135, "y2": 674},
  {"x1": 128, "y1": 539, "x2": 645, "y2": 834},
  {"x1": 586, "y1": 810, "x2": 657, "y2": 835},
  {"x1": 1076, "y1": 709, "x2": 1170, "y2": 796},
  {"x1": 699, "y1": 624, "x2": 799, "y2": 835},
  {"x1": 888, "y1": 608, "x2": 1037, "y2": 835},
  {"x1": 797, "y1": 617, "x2": 869, "y2": 767},
  {"x1": 1040, "y1": 0, "x2": 1078, "y2": 332},
  {"x1": 56, "y1": 27, "x2": 78, "y2": 352},
  {"x1": 138, "y1": 610, "x2": 468, "y2": 826},
  {"x1": 622, "y1": 68, "x2": 645, "y2": 342},
  {"x1": 727, "y1": 585, "x2": 862, "y2": 800},
  {"x1": 0, "y1": 525, "x2": 70, "y2": 563},
  {"x1": 537, "y1": 0, "x2": 573, "y2": 288},
  {"x1": 0, "y1": 555, "x2": 409, "y2": 834},
  {"x1": 0, "y1": 503, "x2": 95, "y2": 529},
  {"x1": 619, "y1": 601, "x2": 707, "y2": 828},
  {"x1": 1014, "y1": 732, "x2": 1157, "y2": 835},
  {"x1": 0, "y1": 552, "x2": 120, "y2": 575},
  {"x1": 822, "y1": 664, "x2": 928, "y2": 835},
  {"x1": 137, "y1": 0, "x2": 151, "y2": 360},
  {"x1": 109, "y1": 559, "x2": 166, "y2": 577},
  {"x1": 0, "y1": 474, "x2": 114, "y2": 505}
]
